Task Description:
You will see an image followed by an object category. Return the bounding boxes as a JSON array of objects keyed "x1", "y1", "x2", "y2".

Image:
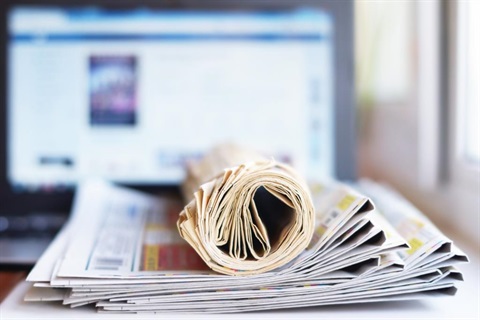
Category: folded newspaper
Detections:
[
  {"x1": 24, "y1": 147, "x2": 468, "y2": 313},
  {"x1": 178, "y1": 144, "x2": 315, "y2": 276}
]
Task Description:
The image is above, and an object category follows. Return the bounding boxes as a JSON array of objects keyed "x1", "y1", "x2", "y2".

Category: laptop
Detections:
[{"x1": 0, "y1": 0, "x2": 355, "y2": 266}]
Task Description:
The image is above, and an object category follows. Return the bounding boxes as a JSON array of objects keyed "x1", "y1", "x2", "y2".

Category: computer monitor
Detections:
[{"x1": 0, "y1": 0, "x2": 355, "y2": 215}]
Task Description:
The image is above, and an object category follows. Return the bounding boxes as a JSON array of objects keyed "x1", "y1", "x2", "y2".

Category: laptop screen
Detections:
[{"x1": 7, "y1": 7, "x2": 334, "y2": 190}]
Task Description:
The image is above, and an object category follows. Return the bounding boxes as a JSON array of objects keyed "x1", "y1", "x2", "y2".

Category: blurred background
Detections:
[
  {"x1": 0, "y1": 0, "x2": 478, "y2": 269},
  {"x1": 355, "y1": 0, "x2": 479, "y2": 247}
]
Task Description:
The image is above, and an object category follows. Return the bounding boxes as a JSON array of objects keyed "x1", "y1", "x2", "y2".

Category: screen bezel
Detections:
[{"x1": 0, "y1": 0, "x2": 355, "y2": 215}]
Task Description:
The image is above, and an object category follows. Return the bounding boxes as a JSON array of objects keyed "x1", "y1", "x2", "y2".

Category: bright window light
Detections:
[{"x1": 458, "y1": 0, "x2": 480, "y2": 165}]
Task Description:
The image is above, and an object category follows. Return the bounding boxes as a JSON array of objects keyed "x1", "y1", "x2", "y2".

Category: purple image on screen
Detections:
[{"x1": 89, "y1": 55, "x2": 137, "y2": 126}]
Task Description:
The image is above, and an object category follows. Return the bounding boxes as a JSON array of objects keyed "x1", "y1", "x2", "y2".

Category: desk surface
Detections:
[{"x1": 0, "y1": 272, "x2": 26, "y2": 302}]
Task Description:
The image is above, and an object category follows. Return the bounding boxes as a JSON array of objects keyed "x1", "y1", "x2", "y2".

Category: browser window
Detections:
[{"x1": 8, "y1": 8, "x2": 334, "y2": 189}]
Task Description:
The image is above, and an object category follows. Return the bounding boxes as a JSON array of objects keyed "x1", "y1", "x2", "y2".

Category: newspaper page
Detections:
[
  {"x1": 54, "y1": 180, "x2": 213, "y2": 279},
  {"x1": 356, "y1": 180, "x2": 468, "y2": 269}
]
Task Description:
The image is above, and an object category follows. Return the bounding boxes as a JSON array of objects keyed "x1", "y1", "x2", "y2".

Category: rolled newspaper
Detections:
[{"x1": 177, "y1": 144, "x2": 315, "y2": 276}]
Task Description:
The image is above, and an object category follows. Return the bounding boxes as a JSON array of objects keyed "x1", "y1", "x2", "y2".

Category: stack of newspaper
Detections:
[{"x1": 24, "y1": 179, "x2": 468, "y2": 313}]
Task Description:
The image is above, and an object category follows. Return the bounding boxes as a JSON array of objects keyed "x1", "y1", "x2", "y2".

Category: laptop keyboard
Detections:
[{"x1": 0, "y1": 213, "x2": 67, "y2": 239}]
